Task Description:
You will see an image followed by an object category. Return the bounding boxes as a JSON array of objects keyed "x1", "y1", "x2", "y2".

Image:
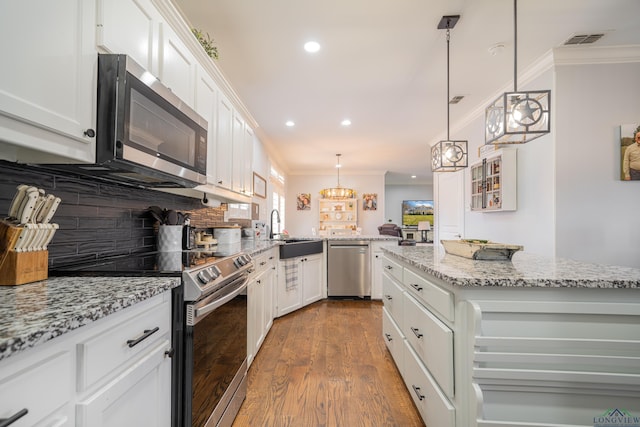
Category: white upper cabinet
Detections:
[
  {"x1": 158, "y1": 22, "x2": 196, "y2": 107},
  {"x1": 194, "y1": 67, "x2": 218, "y2": 184},
  {"x1": 215, "y1": 93, "x2": 234, "y2": 190},
  {"x1": 0, "y1": 0, "x2": 97, "y2": 163},
  {"x1": 96, "y1": 0, "x2": 160, "y2": 74},
  {"x1": 243, "y1": 126, "x2": 255, "y2": 195},
  {"x1": 231, "y1": 113, "x2": 245, "y2": 194}
]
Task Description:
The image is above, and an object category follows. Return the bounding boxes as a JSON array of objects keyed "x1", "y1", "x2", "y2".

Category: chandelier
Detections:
[
  {"x1": 484, "y1": 0, "x2": 551, "y2": 144},
  {"x1": 431, "y1": 15, "x2": 468, "y2": 172},
  {"x1": 320, "y1": 154, "x2": 356, "y2": 199}
]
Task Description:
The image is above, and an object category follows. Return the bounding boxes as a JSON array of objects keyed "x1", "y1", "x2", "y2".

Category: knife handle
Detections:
[
  {"x1": 19, "y1": 190, "x2": 38, "y2": 225},
  {"x1": 8, "y1": 184, "x2": 28, "y2": 219},
  {"x1": 42, "y1": 197, "x2": 61, "y2": 224},
  {"x1": 36, "y1": 195, "x2": 56, "y2": 223}
]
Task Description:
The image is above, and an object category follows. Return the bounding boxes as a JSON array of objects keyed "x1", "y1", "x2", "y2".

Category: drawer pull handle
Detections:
[
  {"x1": 384, "y1": 333, "x2": 393, "y2": 342},
  {"x1": 260, "y1": 261, "x2": 266, "y2": 266},
  {"x1": 127, "y1": 327, "x2": 160, "y2": 348},
  {"x1": 410, "y1": 327, "x2": 423, "y2": 338},
  {"x1": 410, "y1": 283, "x2": 423, "y2": 292},
  {"x1": 384, "y1": 294, "x2": 392, "y2": 300},
  {"x1": 384, "y1": 265, "x2": 393, "y2": 270},
  {"x1": 412, "y1": 385, "x2": 425, "y2": 401},
  {"x1": 0, "y1": 408, "x2": 28, "y2": 427}
]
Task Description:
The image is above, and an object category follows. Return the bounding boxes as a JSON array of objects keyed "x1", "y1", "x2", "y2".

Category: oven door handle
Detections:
[{"x1": 193, "y1": 277, "x2": 248, "y2": 321}]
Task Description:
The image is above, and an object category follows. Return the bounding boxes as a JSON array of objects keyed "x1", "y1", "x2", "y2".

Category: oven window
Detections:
[{"x1": 191, "y1": 295, "x2": 247, "y2": 427}]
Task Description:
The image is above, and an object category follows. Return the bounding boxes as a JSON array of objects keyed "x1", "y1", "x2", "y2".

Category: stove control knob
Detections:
[
  {"x1": 234, "y1": 257, "x2": 244, "y2": 268},
  {"x1": 242, "y1": 255, "x2": 252, "y2": 265},
  {"x1": 197, "y1": 269, "x2": 212, "y2": 284},
  {"x1": 208, "y1": 267, "x2": 219, "y2": 279}
]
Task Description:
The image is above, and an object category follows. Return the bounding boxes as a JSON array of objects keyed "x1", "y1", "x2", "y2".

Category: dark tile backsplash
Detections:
[{"x1": 0, "y1": 161, "x2": 250, "y2": 267}]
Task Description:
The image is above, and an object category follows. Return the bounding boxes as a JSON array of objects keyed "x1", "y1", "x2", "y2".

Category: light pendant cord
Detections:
[
  {"x1": 513, "y1": 0, "x2": 518, "y2": 92},
  {"x1": 446, "y1": 27, "x2": 450, "y2": 141}
]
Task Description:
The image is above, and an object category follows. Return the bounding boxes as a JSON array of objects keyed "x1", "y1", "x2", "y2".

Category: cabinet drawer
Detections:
[
  {"x1": 404, "y1": 267, "x2": 454, "y2": 322},
  {"x1": 382, "y1": 273, "x2": 405, "y2": 329},
  {"x1": 403, "y1": 341, "x2": 455, "y2": 427},
  {"x1": 382, "y1": 307, "x2": 405, "y2": 377},
  {"x1": 403, "y1": 292, "x2": 454, "y2": 398},
  {"x1": 382, "y1": 256, "x2": 403, "y2": 282},
  {"x1": 0, "y1": 351, "x2": 72, "y2": 426},
  {"x1": 77, "y1": 295, "x2": 171, "y2": 391}
]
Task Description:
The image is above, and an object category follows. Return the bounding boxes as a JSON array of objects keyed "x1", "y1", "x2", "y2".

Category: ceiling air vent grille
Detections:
[
  {"x1": 564, "y1": 34, "x2": 605, "y2": 46},
  {"x1": 449, "y1": 95, "x2": 464, "y2": 104}
]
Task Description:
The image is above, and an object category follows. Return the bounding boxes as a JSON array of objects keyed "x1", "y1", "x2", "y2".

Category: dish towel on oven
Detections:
[{"x1": 284, "y1": 259, "x2": 298, "y2": 291}]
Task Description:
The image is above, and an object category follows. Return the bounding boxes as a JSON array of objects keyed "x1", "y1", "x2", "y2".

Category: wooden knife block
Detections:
[{"x1": 0, "y1": 220, "x2": 48, "y2": 286}]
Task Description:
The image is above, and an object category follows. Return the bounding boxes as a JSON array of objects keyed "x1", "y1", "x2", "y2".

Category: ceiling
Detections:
[{"x1": 172, "y1": 0, "x2": 640, "y2": 184}]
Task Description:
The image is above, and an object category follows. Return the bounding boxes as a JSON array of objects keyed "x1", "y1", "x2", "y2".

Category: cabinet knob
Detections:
[
  {"x1": 83, "y1": 128, "x2": 95, "y2": 138},
  {"x1": 164, "y1": 348, "x2": 175, "y2": 358}
]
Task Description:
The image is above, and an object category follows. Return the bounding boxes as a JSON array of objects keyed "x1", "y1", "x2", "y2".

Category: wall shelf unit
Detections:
[
  {"x1": 318, "y1": 198, "x2": 357, "y2": 235},
  {"x1": 470, "y1": 148, "x2": 517, "y2": 212}
]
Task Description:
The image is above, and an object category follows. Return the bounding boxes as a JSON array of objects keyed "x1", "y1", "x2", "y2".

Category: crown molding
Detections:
[{"x1": 552, "y1": 45, "x2": 640, "y2": 65}]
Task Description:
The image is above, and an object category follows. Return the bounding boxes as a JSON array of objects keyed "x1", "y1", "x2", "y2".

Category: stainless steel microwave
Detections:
[{"x1": 44, "y1": 54, "x2": 208, "y2": 188}]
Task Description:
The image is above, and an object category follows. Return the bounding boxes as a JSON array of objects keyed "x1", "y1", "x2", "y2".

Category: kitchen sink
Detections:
[{"x1": 278, "y1": 239, "x2": 324, "y2": 259}]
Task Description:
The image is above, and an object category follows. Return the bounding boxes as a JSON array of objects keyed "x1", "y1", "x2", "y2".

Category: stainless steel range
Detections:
[
  {"x1": 49, "y1": 250, "x2": 253, "y2": 427},
  {"x1": 180, "y1": 253, "x2": 253, "y2": 427}
]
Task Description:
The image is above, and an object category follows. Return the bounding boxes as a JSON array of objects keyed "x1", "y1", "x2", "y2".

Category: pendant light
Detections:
[
  {"x1": 320, "y1": 154, "x2": 356, "y2": 199},
  {"x1": 485, "y1": 0, "x2": 550, "y2": 144},
  {"x1": 431, "y1": 15, "x2": 468, "y2": 173}
]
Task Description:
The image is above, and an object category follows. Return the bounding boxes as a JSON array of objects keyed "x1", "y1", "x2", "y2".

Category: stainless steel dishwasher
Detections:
[{"x1": 327, "y1": 240, "x2": 370, "y2": 298}]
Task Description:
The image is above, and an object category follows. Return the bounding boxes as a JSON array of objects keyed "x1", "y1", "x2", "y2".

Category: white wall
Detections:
[
  {"x1": 384, "y1": 184, "x2": 433, "y2": 225},
  {"x1": 554, "y1": 60, "x2": 640, "y2": 268},
  {"x1": 285, "y1": 173, "x2": 385, "y2": 236}
]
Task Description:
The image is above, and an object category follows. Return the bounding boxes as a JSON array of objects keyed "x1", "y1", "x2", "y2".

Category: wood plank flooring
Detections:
[{"x1": 233, "y1": 300, "x2": 425, "y2": 427}]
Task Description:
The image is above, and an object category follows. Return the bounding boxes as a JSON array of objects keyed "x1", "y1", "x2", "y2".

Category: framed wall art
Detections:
[
  {"x1": 621, "y1": 124, "x2": 640, "y2": 181},
  {"x1": 253, "y1": 172, "x2": 266, "y2": 198},
  {"x1": 297, "y1": 193, "x2": 311, "y2": 210},
  {"x1": 363, "y1": 193, "x2": 377, "y2": 211}
]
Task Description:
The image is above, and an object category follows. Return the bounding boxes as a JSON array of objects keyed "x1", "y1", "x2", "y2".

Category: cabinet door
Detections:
[
  {"x1": 302, "y1": 254, "x2": 323, "y2": 305},
  {"x1": 158, "y1": 22, "x2": 196, "y2": 107},
  {"x1": 194, "y1": 67, "x2": 218, "y2": 184},
  {"x1": 371, "y1": 244, "x2": 384, "y2": 300},
  {"x1": 215, "y1": 94, "x2": 233, "y2": 189},
  {"x1": 243, "y1": 126, "x2": 255, "y2": 195},
  {"x1": 277, "y1": 261, "x2": 302, "y2": 317},
  {"x1": 76, "y1": 340, "x2": 171, "y2": 427},
  {"x1": 96, "y1": 0, "x2": 160, "y2": 74},
  {"x1": 248, "y1": 271, "x2": 265, "y2": 365},
  {"x1": 0, "y1": 0, "x2": 96, "y2": 163},
  {"x1": 263, "y1": 261, "x2": 276, "y2": 333},
  {"x1": 231, "y1": 113, "x2": 245, "y2": 193}
]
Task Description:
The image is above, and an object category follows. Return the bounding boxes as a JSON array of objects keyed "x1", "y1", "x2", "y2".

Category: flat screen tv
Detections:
[{"x1": 402, "y1": 200, "x2": 434, "y2": 227}]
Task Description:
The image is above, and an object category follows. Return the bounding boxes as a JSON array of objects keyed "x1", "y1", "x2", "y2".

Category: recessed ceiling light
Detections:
[
  {"x1": 285, "y1": 120, "x2": 295, "y2": 127},
  {"x1": 341, "y1": 119, "x2": 351, "y2": 126},
  {"x1": 304, "y1": 41, "x2": 321, "y2": 53},
  {"x1": 411, "y1": 175, "x2": 417, "y2": 179}
]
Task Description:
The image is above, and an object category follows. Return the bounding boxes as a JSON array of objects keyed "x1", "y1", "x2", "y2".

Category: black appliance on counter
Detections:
[{"x1": 49, "y1": 249, "x2": 253, "y2": 427}]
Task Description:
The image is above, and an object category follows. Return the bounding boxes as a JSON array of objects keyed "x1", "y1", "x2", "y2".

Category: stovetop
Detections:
[{"x1": 48, "y1": 250, "x2": 230, "y2": 277}]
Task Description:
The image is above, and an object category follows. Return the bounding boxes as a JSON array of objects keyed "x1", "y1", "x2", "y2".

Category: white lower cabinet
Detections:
[
  {"x1": 0, "y1": 292, "x2": 172, "y2": 427},
  {"x1": 248, "y1": 248, "x2": 278, "y2": 365},
  {"x1": 277, "y1": 252, "x2": 324, "y2": 317},
  {"x1": 403, "y1": 341, "x2": 455, "y2": 427},
  {"x1": 382, "y1": 307, "x2": 405, "y2": 377}
]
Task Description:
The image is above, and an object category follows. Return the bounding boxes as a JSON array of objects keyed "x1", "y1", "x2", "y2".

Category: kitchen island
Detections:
[{"x1": 380, "y1": 245, "x2": 640, "y2": 427}]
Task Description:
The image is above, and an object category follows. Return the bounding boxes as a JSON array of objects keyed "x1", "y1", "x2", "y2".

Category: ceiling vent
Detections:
[
  {"x1": 449, "y1": 95, "x2": 464, "y2": 104},
  {"x1": 564, "y1": 33, "x2": 605, "y2": 46}
]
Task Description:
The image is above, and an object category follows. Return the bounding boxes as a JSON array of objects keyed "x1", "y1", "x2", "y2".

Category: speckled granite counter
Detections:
[
  {"x1": 382, "y1": 245, "x2": 640, "y2": 289},
  {"x1": 0, "y1": 276, "x2": 179, "y2": 362}
]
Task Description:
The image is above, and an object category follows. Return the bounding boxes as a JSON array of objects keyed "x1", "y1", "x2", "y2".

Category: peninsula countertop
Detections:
[
  {"x1": 0, "y1": 276, "x2": 180, "y2": 362},
  {"x1": 382, "y1": 245, "x2": 640, "y2": 289}
]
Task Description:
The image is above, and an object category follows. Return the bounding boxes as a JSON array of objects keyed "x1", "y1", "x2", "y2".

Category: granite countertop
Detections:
[
  {"x1": 383, "y1": 245, "x2": 640, "y2": 289},
  {"x1": 0, "y1": 276, "x2": 180, "y2": 362}
]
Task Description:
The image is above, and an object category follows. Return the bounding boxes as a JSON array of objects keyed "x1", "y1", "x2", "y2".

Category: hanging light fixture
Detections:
[
  {"x1": 485, "y1": 0, "x2": 551, "y2": 144},
  {"x1": 320, "y1": 154, "x2": 356, "y2": 199},
  {"x1": 431, "y1": 15, "x2": 468, "y2": 173}
]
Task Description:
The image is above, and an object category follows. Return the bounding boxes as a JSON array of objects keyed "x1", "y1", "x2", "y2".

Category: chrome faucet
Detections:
[{"x1": 270, "y1": 209, "x2": 281, "y2": 240}]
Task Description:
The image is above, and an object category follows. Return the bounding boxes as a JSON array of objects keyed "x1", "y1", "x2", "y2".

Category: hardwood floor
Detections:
[{"x1": 233, "y1": 300, "x2": 425, "y2": 427}]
